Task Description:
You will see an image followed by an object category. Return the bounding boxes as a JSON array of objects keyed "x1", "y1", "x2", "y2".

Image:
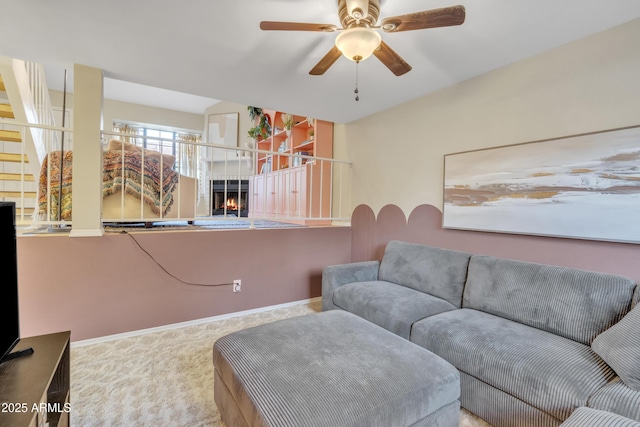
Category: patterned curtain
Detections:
[
  {"x1": 176, "y1": 132, "x2": 201, "y2": 177},
  {"x1": 112, "y1": 123, "x2": 143, "y2": 146}
]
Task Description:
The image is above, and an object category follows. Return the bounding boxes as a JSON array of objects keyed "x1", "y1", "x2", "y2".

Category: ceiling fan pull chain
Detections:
[{"x1": 354, "y1": 60, "x2": 360, "y2": 101}]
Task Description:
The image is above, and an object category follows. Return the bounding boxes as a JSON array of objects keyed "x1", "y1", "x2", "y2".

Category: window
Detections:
[
  {"x1": 112, "y1": 122, "x2": 201, "y2": 156},
  {"x1": 112, "y1": 122, "x2": 202, "y2": 174}
]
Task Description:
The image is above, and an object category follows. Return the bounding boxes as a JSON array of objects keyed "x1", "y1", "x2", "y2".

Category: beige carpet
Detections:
[{"x1": 70, "y1": 300, "x2": 492, "y2": 426}]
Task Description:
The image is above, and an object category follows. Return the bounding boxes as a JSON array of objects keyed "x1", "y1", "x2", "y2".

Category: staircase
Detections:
[{"x1": 0, "y1": 74, "x2": 37, "y2": 220}]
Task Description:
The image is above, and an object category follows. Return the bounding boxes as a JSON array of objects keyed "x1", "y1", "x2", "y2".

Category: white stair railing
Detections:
[
  {"x1": 0, "y1": 56, "x2": 63, "y2": 171},
  {"x1": 14, "y1": 59, "x2": 62, "y2": 164},
  {"x1": 0, "y1": 56, "x2": 70, "y2": 226}
]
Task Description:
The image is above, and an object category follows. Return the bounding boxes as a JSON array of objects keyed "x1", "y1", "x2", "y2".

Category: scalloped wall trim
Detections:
[{"x1": 351, "y1": 203, "x2": 640, "y2": 284}]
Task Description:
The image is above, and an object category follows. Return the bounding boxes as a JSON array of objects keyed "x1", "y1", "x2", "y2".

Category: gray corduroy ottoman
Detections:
[{"x1": 213, "y1": 310, "x2": 460, "y2": 427}]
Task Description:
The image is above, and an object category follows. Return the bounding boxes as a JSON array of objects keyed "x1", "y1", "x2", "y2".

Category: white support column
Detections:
[{"x1": 70, "y1": 64, "x2": 104, "y2": 237}]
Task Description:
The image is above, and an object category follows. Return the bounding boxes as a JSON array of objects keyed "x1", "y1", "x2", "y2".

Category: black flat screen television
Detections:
[{"x1": 0, "y1": 201, "x2": 20, "y2": 363}]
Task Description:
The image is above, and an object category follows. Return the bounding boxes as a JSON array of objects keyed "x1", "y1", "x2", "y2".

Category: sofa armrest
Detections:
[
  {"x1": 322, "y1": 261, "x2": 380, "y2": 311},
  {"x1": 560, "y1": 407, "x2": 640, "y2": 426}
]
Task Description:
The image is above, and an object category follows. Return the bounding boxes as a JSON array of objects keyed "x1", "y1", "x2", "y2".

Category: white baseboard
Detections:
[{"x1": 71, "y1": 297, "x2": 321, "y2": 348}]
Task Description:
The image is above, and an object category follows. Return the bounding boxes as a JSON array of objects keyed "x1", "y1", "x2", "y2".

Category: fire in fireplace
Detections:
[{"x1": 211, "y1": 180, "x2": 249, "y2": 217}]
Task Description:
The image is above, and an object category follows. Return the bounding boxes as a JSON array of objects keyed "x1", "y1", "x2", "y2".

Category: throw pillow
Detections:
[
  {"x1": 592, "y1": 305, "x2": 640, "y2": 391},
  {"x1": 106, "y1": 139, "x2": 136, "y2": 152}
]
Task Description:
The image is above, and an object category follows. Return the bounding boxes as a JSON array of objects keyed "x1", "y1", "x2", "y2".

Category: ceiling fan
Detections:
[{"x1": 260, "y1": 0, "x2": 466, "y2": 77}]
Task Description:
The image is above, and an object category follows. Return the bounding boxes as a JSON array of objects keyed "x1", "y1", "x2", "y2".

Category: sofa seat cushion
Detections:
[
  {"x1": 411, "y1": 308, "x2": 617, "y2": 421},
  {"x1": 332, "y1": 280, "x2": 458, "y2": 339},
  {"x1": 589, "y1": 377, "x2": 640, "y2": 422}
]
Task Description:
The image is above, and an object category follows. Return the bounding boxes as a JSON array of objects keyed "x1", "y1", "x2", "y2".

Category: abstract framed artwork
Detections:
[{"x1": 443, "y1": 125, "x2": 640, "y2": 243}]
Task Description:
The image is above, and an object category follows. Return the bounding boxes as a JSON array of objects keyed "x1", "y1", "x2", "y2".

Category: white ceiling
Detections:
[{"x1": 1, "y1": 1, "x2": 640, "y2": 123}]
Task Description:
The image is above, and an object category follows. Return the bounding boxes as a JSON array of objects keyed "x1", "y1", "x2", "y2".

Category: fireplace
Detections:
[{"x1": 211, "y1": 180, "x2": 249, "y2": 217}]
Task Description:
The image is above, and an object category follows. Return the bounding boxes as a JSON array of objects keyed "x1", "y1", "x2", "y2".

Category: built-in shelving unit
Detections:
[{"x1": 249, "y1": 110, "x2": 333, "y2": 225}]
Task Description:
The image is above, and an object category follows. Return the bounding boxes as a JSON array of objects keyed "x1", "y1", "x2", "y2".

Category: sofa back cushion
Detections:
[
  {"x1": 378, "y1": 241, "x2": 472, "y2": 307},
  {"x1": 463, "y1": 255, "x2": 637, "y2": 345}
]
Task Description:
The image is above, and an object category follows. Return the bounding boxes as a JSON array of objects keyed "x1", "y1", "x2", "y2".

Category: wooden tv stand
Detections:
[{"x1": 0, "y1": 331, "x2": 71, "y2": 427}]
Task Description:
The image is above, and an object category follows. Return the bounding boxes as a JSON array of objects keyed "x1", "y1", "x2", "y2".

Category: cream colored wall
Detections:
[
  {"x1": 338, "y1": 18, "x2": 640, "y2": 218},
  {"x1": 49, "y1": 90, "x2": 206, "y2": 135},
  {"x1": 104, "y1": 99, "x2": 205, "y2": 135},
  {"x1": 49, "y1": 90, "x2": 73, "y2": 110}
]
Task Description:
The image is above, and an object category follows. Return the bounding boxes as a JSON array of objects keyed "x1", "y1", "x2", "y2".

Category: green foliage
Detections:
[
  {"x1": 247, "y1": 106, "x2": 272, "y2": 140},
  {"x1": 248, "y1": 126, "x2": 263, "y2": 139},
  {"x1": 247, "y1": 106, "x2": 263, "y2": 122}
]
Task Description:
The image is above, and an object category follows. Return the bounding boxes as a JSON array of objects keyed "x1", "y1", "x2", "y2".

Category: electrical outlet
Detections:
[{"x1": 233, "y1": 279, "x2": 242, "y2": 293}]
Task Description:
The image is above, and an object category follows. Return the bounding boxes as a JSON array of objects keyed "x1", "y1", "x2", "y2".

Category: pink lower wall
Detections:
[
  {"x1": 17, "y1": 226, "x2": 351, "y2": 341},
  {"x1": 20, "y1": 203, "x2": 637, "y2": 343},
  {"x1": 352, "y1": 204, "x2": 640, "y2": 284}
]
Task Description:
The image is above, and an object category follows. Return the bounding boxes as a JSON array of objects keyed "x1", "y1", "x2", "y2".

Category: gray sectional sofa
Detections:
[{"x1": 322, "y1": 240, "x2": 640, "y2": 427}]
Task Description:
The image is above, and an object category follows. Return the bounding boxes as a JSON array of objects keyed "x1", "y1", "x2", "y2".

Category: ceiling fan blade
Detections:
[
  {"x1": 260, "y1": 21, "x2": 337, "y2": 32},
  {"x1": 380, "y1": 5, "x2": 465, "y2": 33},
  {"x1": 309, "y1": 46, "x2": 343, "y2": 75},
  {"x1": 373, "y1": 41, "x2": 412, "y2": 76}
]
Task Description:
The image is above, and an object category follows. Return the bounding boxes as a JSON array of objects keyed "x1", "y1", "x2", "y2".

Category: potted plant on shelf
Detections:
[
  {"x1": 280, "y1": 113, "x2": 293, "y2": 149},
  {"x1": 248, "y1": 106, "x2": 263, "y2": 123},
  {"x1": 281, "y1": 113, "x2": 293, "y2": 135},
  {"x1": 248, "y1": 126, "x2": 263, "y2": 141},
  {"x1": 247, "y1": 106, "x2": 272, "y2": 141},
  {"x1": 306, "y1": 116, "x2": 315, "y2": 140}
]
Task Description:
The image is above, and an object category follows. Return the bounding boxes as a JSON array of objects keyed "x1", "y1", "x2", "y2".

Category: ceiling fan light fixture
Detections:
[{"x1": 335, "y1": 27, "x2": 382, "y2": 62}]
